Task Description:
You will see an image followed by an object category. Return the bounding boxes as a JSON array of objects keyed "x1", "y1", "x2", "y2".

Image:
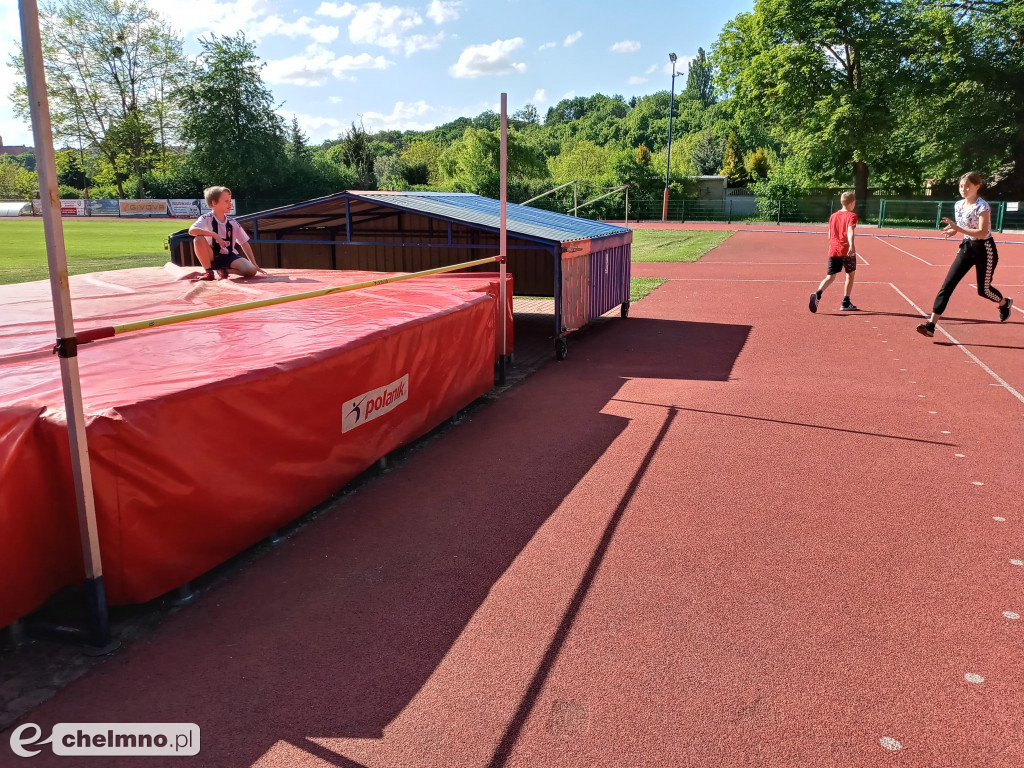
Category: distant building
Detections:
[{"x1": 0, "y1": 137, "x2": 33, "y2": 156}]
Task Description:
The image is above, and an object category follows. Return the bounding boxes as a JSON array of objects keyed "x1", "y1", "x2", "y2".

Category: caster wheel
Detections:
[
  {"x1": 555, "y1": 338, "x2": 568, "y2": 361},
  {"x1": 621, "y1": 302, "x2": 630, "y2": 318}
]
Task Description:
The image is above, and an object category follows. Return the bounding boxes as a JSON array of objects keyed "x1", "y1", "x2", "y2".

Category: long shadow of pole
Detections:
[{"x1": 485, "y1": 406, "x2": 679, "y2": 768}]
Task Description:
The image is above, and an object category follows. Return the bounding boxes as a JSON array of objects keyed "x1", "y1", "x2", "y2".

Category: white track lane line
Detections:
[
  {"x1": 658, "y1": 278, "x2": 891, "y2": 284},
  {"x1": 888, "y1": 282, "x2": 1024, "y2": 405},
  {"x1": 858, "y1": 252, "x2": 870, "y2": 266},
  {"x1": 968, "y1": 285, "x2": 1024, "y2": 315},
  {"x1": 874, "y1": 237, "x2": 934, "y2": 266}
]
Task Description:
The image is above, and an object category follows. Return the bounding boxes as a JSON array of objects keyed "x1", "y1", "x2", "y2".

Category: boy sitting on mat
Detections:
[
  {"x1": 188, "y1": 186, "x2": 265, "y2": 280},
  {"x1": 810, "y1": 191, "x2": 860, "y2": 313}
]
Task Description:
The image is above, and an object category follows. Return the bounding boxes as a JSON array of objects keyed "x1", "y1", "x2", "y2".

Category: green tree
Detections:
[
  {"x1": 685, "y1": 47, "x2": 716, "y2": 108},
  {"x1": 175, "y1": 33, "x2": 287, "y2": 196},
  {"x1": 0, "y1": 155, "x2": 38, "y2": 199},
  {"x1": 714, "y1": 0, "x2": 918, "y2": 203},
  {"x1": 9, "y1": 0, "x2": 186, "y2": 197},
  {"x1": 331, "y1": 122, "x2": 376, "y2": 188},
  {"x1": 287, "y1": 115, "x2": 310, "y2": 161},
  {"x1": 547, "y1": 140, "x2": 616, "y2": 183},
  {"x1": 909, "y1": 0, "x2": 1024, "y2": 194},
  {"x1": 374, "y1": 155, "x2": 407, "y2": 190},
  {"x1": 691, "y1": 130, "x2": 723, "y2": 175},
  {"x1": 720, "y1": 131, "x2": 747, "y2": 185},
  {"x1": 438, "y1": 127, "x2": 548, "y2": 197},
  {"x1": 400, "y1": 140, "x2": 443, "y2": 184},
  {"x1": 744, "y1": 147, "x2": 772, "y2": 180}
]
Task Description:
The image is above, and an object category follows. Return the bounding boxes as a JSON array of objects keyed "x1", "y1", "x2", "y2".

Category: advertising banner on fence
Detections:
[
  {"x1": 86, "y1": 199, "x2": 121, "y2": 216},
  {"x1": 119, "y1": 199, "x2": 169, "y2": 216},
  {"x1": 32, "y1": 198, "x2": 239, "y2": 217},
  {"x1": 32, "y1": 199, "x2": 86, "y2": 216},
  {"x1": 167, "y1": 199, "x2": 237, "y2": 217}
]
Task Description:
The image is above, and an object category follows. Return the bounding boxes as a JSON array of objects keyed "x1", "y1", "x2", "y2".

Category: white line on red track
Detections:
[
  {"x1": 874, "y1": 237, "x2": 934, "y2": 266},
  {"x1": 888, "y1": 282, "x2": 1024, "y2": 405},
  {"x1": 657, "y1": 278, "x2": 892, "y2": 284},
  {"x1": 858, "y1": 252, "x2": 870, "y2": 266}
]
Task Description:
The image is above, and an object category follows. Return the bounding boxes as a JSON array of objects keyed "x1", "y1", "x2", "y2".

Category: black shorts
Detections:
[
  {"x1": 827, "y1": 255, "x2": 857, "y2": 275},
  {"x1": 211, "y1": 251, "x2": 245, "y2": 271}
]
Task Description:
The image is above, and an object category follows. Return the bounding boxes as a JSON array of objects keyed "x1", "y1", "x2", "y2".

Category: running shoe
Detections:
[
  {"x1": 1000, "y1": 297, "x2": 1013, "y2": 322},
  {"x1": 840, "y1": 302, "x2": 860, "y2": 311},
  {"x1": 809, "y1": 292, "x2": 819, "y2": 313},
  {"x1": 916, "y1": 323, "x2": 935, "y2": 338}
]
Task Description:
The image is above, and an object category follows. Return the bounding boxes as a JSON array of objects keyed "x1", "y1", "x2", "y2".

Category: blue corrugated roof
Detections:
[{"x1": 349, "y1": 191, "x2": 630, "y2": 244}]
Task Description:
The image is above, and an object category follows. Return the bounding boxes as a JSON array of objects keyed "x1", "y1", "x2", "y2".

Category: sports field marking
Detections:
[
  {"x1": 660, "y1": 278, "x2": 891, "y2": 284},
  {"x1": 970, "y1": 286, "x2": 1024, "y2": 313},
  {"x1": 888, "y1": 282, "x2": 1024, "y2": 405},
  {"x1": 874, "y1": 237, "x2": 933, "y2": 266},
  {"x1": 857, "y1": 252, "x2": 870, "y2": 266}
]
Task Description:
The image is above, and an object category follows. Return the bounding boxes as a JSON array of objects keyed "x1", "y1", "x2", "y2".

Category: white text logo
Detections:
[
  {"x1": 10, "y1": 723, "x2": 200, "y2": 757},
  {"x1": 342, "y1": 374, "x2": 409, "y2": 433}
]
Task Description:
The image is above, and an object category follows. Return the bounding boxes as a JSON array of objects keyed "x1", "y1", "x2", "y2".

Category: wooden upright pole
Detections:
[{"x1": 19, "y1": 0, "x2": 113, "y2": 649}]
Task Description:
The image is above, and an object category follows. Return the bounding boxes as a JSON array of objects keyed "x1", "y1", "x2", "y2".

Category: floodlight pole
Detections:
[
  {"x1": 19, "y1": 0, "x2": 114, "y2": 652},
  {"x1": 663, "y1": 53, "x2": 679, "y2": 222},
  {"x1": 499, "y1": 93, "x2": 508, "y2": 384}
]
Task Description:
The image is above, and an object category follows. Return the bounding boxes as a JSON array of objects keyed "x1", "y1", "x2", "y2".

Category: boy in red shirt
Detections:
[{"x1": 810, "y1": 191, "x2": 860, "y2": 313}]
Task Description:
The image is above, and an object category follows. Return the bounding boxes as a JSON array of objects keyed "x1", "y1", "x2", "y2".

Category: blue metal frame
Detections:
[{"x1": 248, "y1": 238, "x2": 540, "y2": 250}]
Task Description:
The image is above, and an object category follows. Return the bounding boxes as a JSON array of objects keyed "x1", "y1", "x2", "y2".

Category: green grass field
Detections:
[
  {"x1": 0, "y1": 218, "x2": 183, "y2": 285},
  {"x1": 630, "y1": 229, "x2": 733, "y2": 262},
  {"x1": 0, "y1": 219, "x2": 732, "y2": 286},
  {"x1": 630, "y1": 277, "x2": 667, "y2": 303}
]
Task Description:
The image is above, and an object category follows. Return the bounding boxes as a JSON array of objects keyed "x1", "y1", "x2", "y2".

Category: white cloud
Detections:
[
  {"x1": 253, "y1": 15, "x2": 340, "y2": 43},
  {"x1": 426, "y1": 0, "x2": 461, "y2": 24},
  {"x1": 449, "y1": 38, "x2": 526, "y2": 78},
  {"x1": 348, "y1": 3, "x2": 425, "y2": 54},
  {"x1": 532, "y1": 88, "x2": 547, "y2": 104},
  {"x1": 538, "y1": 42, "x2": 556, "y2": 51},
  {"x1": 146, "y1": 0, "x2": 275, "y2": 37},
  {"x1": 278, "y1": 110, "x2": 344, "y2": 141},
  {"x1": 264, "y1": 47, "x2": 392, "y2": 86},
  {"x1": 317, "y1": 1, "x2": 357, "y2": 17},
  {"x1": 329, "y1": 96, "x2": 344, "y2": 103},
  {"x1": 561, "y1": 90, "x2": 575, "y2": 99},
  {"x1": 627, "y1": 76, "x2": 648, "y2": 85},
  {"x1": 361, "y1": 100, "x2": 436, "y2": 131},
  {"x1": 645, "y1": 64, "x2": 658, "y2": 74},
  {"x1": 665, "y1": 56, "x2": 696, "y2": 75},
  {"x1": 563, "y1": 31, "x2": 582, "y2": 47},
  {"x1": 611, "y1": 40, "x2": 640, "y2": 54},
  {"x1": 403, "y1": 31, "x2": 446, "y2": 55}
]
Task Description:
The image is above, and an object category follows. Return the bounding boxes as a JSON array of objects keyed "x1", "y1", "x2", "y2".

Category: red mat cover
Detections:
[{"x1": 0, "y1": 265, "x2": 505, "y2": 624}]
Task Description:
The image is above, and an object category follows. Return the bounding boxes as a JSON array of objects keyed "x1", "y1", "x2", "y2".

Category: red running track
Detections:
[{"x1": 5, "y1": 230, "x2": 1024, "y2": 767}]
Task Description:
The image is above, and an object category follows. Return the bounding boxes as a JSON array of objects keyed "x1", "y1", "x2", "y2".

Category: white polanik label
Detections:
[
  {"x1": 342, "y1": 374, "x2": 409, "y2": 433},
  {"x1": 10, "y1": 723, "x2": 200, "y2": 757}
]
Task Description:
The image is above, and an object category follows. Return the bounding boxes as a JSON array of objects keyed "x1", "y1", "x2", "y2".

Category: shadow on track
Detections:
[{"x1": 14, "y1": 317, "x2": 752, "y2": 768}]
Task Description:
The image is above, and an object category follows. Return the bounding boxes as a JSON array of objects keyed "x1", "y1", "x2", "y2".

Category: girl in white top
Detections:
[{"x1": 916, "y1": 172, "x2": 1012, "y2": 337}]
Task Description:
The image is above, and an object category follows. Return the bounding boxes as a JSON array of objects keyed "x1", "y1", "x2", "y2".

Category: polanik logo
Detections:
[{"x1": 342, "y1": 374, "x2": 409, "y2": 433}]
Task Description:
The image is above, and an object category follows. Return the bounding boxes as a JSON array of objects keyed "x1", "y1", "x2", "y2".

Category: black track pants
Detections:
[{"x1": 932, "y1": 237, "x2": 1003, "y2": 315}]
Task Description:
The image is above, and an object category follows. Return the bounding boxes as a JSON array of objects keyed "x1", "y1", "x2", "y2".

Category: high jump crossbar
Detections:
[{"x1": 75, "y1": 255, "x2": 504, "y2": 345}]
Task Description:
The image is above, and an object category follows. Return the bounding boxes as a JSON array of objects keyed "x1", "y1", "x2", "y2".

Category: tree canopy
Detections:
[{"x1": 7, "y1": 0, "x2": 1022, "y2": 209}]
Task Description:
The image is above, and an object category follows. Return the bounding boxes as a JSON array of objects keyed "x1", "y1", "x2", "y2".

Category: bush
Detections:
[{"x1": 749, "y1": 160, "x2": 806, "y2": 219}]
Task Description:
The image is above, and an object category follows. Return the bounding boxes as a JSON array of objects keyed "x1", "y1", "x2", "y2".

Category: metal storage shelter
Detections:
[{"x1": 170, "y1": 191, "x2": 632, "y2": 359}]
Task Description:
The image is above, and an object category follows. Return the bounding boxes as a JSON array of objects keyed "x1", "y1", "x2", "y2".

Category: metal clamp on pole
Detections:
[{"x1": 53, "y1": 336, "x2": 78, "y2": 358}]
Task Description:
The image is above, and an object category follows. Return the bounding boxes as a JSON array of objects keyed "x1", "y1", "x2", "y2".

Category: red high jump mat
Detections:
[{"x1": 0, "y1": 265, "x2": 510, "y2": 627}]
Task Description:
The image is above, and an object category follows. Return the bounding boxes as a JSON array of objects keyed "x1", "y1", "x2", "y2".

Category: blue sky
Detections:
[{"x1": 0, "y1": 0, "x2": 753, "y2": 148}]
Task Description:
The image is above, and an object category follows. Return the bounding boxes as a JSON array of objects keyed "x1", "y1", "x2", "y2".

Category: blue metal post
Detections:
[{"x1": 662, "y1": 55, "x2": 677, "y2": 222}]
